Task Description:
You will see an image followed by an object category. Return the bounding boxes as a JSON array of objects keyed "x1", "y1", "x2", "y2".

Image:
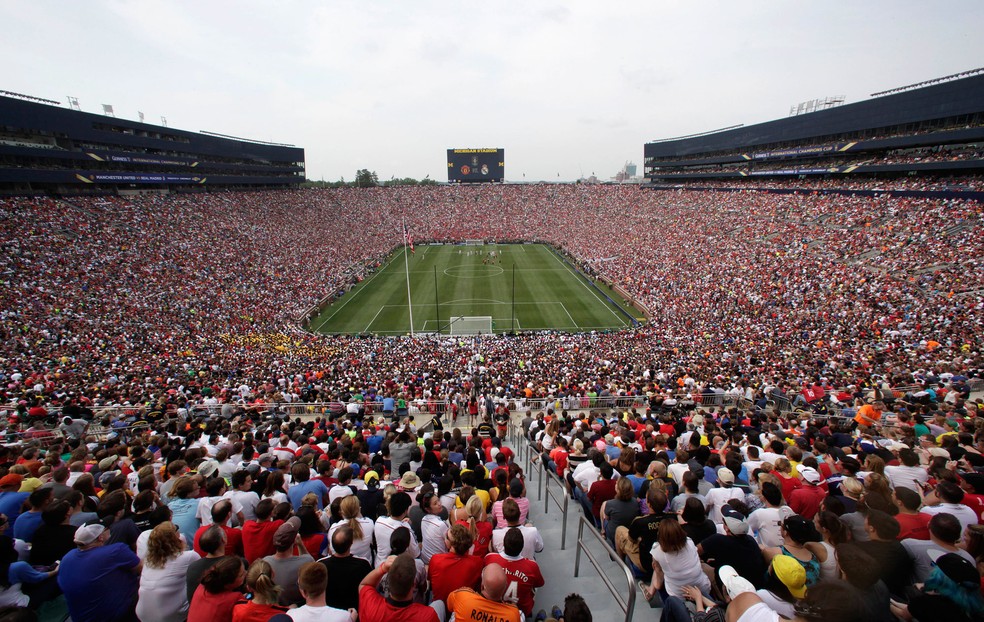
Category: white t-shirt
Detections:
[
  {"x1": 667, "y1": 462, "x2": 690, "y2": 487},
  {"x1": 135, "y1": 550, "x2": 200, "y2": 622},
  {"x1": 328, "y1": 485, "x2": 354, "y2": 504},
  {"x1": 705, "y1": 487, "x2": 745, "y2": 524},
  {"x1": 327, "y1": 517, "x2": 375, "y2": 564},
  {"x1": 491, "y1": 524, "x2": 544, "y2": 559},
  {"x1": 224, "y1": 489, "x2": 260, "y2": 523},
  {"x1": 373, "y1": 516, "x2": 419, "y2": 565},
  {"x1": 288, "y1": 604, "x2": 352, "y2": 622},
  {"x1": 921, "y1": 503, "x2": 979, "y2": 536},
  {"x1": 748, "y1": 506, "x2": 794, "y2": 547},
  {"x1": 884, "y1": 465, "x2": 928, "y2": 494},
  {"x1": 196, "y1": 495, "x2": 244, "y2": 526},
  {"x1": 650, "y1": 539, "x2": 712, "y2": 598},
  {"x1": 420, "y1": 514, "x2": 449, "y2": 564}
]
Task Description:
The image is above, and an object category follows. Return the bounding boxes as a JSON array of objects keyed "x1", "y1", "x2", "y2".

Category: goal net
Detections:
[
  {"x1": 449, "y1": 316, "x2": 494, "y2": 335},
  {"x1": 464, "y1": 239, "x2": 484, "y2": 246}
]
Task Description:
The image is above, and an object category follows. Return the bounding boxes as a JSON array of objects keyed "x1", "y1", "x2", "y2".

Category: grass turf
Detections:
[{"x1": 307, "y1": 243, "x2": 639, "y2": 335}]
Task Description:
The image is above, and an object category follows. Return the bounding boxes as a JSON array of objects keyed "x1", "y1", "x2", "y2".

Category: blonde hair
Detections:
[
  {"x1": 841, "y1": 477, "x2": 863, "y2": 498},
  {"x1": 300, "y1": 492, "x2": 318, "y2": 508},
  {"x1": 339, "y1": 495, "x2": 363, "y2": 540},
  {"x1": 245, "y1": 559, "x2": 281, "y2": 605},
  {"x1": 465, "y1": 494, "x2": 484, "y2": 541},
  {"x1": 774, "y1": 458, "x2": 792, "y2": 474},
  {"x1": 145, "y1": 522, "x2": 184, "y2": 568}
]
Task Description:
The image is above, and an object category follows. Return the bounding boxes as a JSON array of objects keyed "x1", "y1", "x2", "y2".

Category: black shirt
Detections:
[
  {"x1": 699, "y1": 533, "x2": 768, "y2": 588},
  {"x1": 682, "y1": 520, "x2": 717, "y2": 546},
  {"x1": 28, "y1": 523, "x2": 77, "y2": 566},
  {"x1": 628, "y1": 512, "x2": 666, "y2": 576},
  {"x1": 321, "y1": 555, "x2": 373, "y2": 611}
]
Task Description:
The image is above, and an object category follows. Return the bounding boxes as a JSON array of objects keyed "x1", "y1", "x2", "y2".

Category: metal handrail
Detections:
[
  {"x1": 542, "y1": 460, "x2": 569, "y2": 549},
  {"x1": 573, "y1": 514, "x2": 637, "y2": 622}
]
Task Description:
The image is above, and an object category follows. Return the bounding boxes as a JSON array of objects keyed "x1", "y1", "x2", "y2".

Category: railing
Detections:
[
  {"x1": 541, "y1": 460, "x2": 570, "y2": 549},
  {"x1": 573, "y1": 514, "x2": 638, "y2": 622}
]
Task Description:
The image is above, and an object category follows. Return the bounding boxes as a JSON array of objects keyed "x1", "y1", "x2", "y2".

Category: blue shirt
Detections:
[
  {"x1": 167, "y1": 497, "x2": 201, "y2": 545},
  {"x1": 382, "y1": 397, "x2": 396, "y2": 412},
  {"x1": 9, "y1": 561, "x2": 47, "y2": 586},
  {"x1": 12, "y1": 510, "x2": 43, "y2": 542},
  {"x1": 0, "y1": 492, "x2": 30, "y2": 537},
  {"x1": 58, "y1": 543, "x2": 140, "y2": 622},
  {"x1": 287, "y1": 479, "x2": 329, "y2": 509}
]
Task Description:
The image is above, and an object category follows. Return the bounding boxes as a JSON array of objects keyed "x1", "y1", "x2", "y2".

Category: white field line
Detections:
[
  {"x1": 363, "y1": 306, "x2": 387, "y2": 333},
  {"x1": 546, "y1": 249, "x2": 628, "y2": 326},
  {"x1": 314, "y1": 251, "x2": 403, "y2": 332},
  {"x1": 560, "y1": 301, "x2": 580, "y2": 330}
]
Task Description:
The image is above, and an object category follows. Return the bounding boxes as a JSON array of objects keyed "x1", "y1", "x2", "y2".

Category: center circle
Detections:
[{"x1": 443, "y1": 265, "x2": 505, "y2": 279}]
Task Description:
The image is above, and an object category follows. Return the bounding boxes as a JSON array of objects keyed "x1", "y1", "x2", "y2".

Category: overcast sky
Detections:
[{"x1": 2, "y1": 1, "x2": 982, "y2": 182}]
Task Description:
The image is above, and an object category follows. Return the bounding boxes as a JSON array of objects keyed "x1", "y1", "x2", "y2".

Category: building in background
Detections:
[
  {"x1": 0, "y1": 94, "x2": 305, "y2": 195},
  {"x1": 644, "y1": 72, "x2": 984, "y2": 187}
]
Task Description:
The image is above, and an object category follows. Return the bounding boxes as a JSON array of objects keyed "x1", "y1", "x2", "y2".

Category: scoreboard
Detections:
[{"x1": 447, "y1": 148, "x2": 504, "y2": 182}]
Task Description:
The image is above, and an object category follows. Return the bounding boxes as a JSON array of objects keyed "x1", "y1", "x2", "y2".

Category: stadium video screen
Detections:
[{"x1": 447, "y1": 148, "x2": 504, "y2": 182}]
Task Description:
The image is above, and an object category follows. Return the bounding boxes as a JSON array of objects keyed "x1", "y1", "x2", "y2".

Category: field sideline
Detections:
[{"x1": 307, "y1": 243, "x2": 639, "y2": 335}]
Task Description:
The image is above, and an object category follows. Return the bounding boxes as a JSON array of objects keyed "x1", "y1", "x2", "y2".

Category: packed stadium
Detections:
[{"x1": 2, "y1": 4, "x2": 984, "y2": 622}]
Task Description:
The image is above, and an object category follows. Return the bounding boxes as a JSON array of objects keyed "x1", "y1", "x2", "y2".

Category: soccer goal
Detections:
[{"x1": 448, "y1": 316, "x2": 494, "y2": 335}]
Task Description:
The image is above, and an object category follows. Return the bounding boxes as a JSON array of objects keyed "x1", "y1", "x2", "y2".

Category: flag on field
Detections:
[{"x1": 404, "y1": 223, "x2": 414, "y2": 253}]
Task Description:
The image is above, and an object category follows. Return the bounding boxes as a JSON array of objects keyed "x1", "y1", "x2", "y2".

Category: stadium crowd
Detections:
[{"x1": 0, "y1": 183, "x2": 983, "y2": 620}]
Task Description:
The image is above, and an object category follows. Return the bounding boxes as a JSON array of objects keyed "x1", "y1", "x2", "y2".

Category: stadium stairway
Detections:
[{"x1": 504, "y1": 429, "x2": 656, "y2": 622}]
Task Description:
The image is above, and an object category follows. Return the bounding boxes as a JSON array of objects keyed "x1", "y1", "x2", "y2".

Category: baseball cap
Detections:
[
  {"x1": 364, "y1": 470, "x2": 380, "y2": 487},
  {"x1": 928, "y1": 550, "x2": 980, "y2": 589},
  {"x1": 273, "y1": 516, "x2": 301, "y2": 549},
  {"x1": 197, "y1": 459, "x2": 219, "y2": 478},
  {"x1": 718, "y1": 565, "x2": 755, "y2": 600},
  {"x1": 721, "y1": 505, "x2": 749, "y2": 535},
  {"x1": 98, "y1": 456, "x2": 118, "y2": 471},
  {"x1": 74, "y1": 523, "x2": 107, "y2": 546},
  {"x1": 771, "y1": 554, "x2": 807, "y2": 599},
  {"x1": 0, "y1": 474, "x2": 23, "y2": 489},
  {"x1": 799, "y1": 466, "x2": 821, "y2": 485},
  {"x1": 717, "y1": 469, "x2": 735, "y2": 485}
]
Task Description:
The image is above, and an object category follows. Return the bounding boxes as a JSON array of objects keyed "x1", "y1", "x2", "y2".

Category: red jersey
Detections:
[
  {"x1": 483, "y1": 553, "x2": 544, "y2": 615},
  {"x1": 240, "y1": 519, "x2": 283, "y2": 563},
  {"x1": 963, "y1": 493, "x2": 984, "y2": 523},
  {"x1": 549, "y1": 448, "x2": 569, "y2": 477},
  {"x1": 895, "y1": 512, "x2": 931, "y2": 540},
  {"x1": 193, "y1": 523, "x2": 244, "y2": 557},
  {"x1": 787, "y1": 485, "x2": 826, "y2": 520},
  {"x1": 359, "y1": 586, "x2": 439, "y2": 622},
  {"x1": 428, "y1": 552, "x2": 483, "y2": 603}
]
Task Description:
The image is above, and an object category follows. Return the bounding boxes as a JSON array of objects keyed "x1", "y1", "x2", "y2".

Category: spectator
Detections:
[
  {"x1": 319, "y1": 526, "x2": 372, "y2": 612},
  {"x1": 136, "y1": 521, "x2": 200, "y2": 622},
  {"x1": 58, "y1": 523, "x2": 142, "y2": 622},
  {"x1": 263, "y1": 516, "x2": 315, "y2": 606},
  {"x1": 232, "y1": 559, "x2": 289, "y2": 622},
  {"x1": 288, "y1": 562, "x2": 356, "y2": 622}
]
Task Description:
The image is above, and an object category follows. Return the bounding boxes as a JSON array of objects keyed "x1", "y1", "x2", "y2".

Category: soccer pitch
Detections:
[{"x1": 307, "y1": 244, "x2": 640, "y2": 335}]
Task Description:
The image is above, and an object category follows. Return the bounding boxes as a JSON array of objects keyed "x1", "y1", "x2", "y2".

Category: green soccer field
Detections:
[{"x1": 307, "y1": 244, "x2": 640, "y2": 335}]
